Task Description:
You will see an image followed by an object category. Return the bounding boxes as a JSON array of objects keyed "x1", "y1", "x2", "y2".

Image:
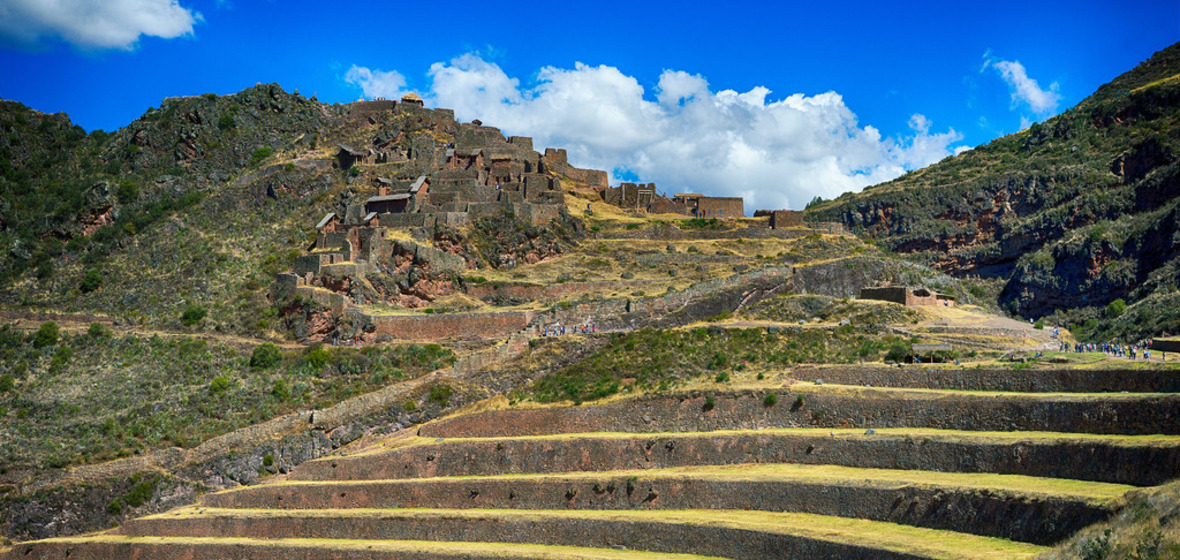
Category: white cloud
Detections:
[
  {"x1": 349, "y1": 55, "x2": 966, "y2": 211},
  {"x1": 344, "y1": 65, "x2": 408, "y2": 101},
  {"x1": 0, "y1": 0, "x2": 200, "y2": 49},
  {"x1": 983, "y1": 52, "x2": 1061, "y2": 116}
]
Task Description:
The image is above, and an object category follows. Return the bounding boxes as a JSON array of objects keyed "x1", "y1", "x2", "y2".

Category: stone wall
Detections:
[
  {"x1": 697, "y1": 197, "x2": 744, "y2": 218},
  {"x1": 860, "y1": 286, "x2": 948, "y2": 307},
  {"x1": 116, "y1": 514, "x2": 925, "y2": 560},
  {"x1": 421, "y1": 388, "x2": 1180, "y2": 438},
  {"x1": 362, "y1": 310, "x2": 536, "y2": 342},
  {"x1": 203, "y1": 468, "x2": 1103, "y2": 545},
  {"x1": 765, "y1": 210, "x2": 804, "y2": 229},
  {"x1": 295, "y1": 287, "x2": 349, "y2": 314},
  {"x1": 303, "y1": 426, "x2": 1178, "y2": 486}
]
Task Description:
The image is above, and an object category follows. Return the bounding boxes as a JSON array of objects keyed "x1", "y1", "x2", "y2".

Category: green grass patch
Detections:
[{"x1": 527, "y1": 326, "x2": 912, "y2": 403}]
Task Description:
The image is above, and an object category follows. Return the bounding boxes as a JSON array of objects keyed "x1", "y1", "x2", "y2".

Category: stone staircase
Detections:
[{"x1": 8, "y1": 366, "x2": 1180, "y2": 560}]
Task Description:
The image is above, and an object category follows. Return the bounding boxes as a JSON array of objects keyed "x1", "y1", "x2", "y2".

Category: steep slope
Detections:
[{"x1": 809, "y1": 42, "x2": 1180, "y2": 338}]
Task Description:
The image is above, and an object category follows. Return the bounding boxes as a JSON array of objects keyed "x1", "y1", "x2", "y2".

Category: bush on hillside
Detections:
[
  {"x1": 1106, "y1": 299, "x2": 1127, "y2": 318},
  {"x1": 180, "y1": 304, "x2": 207, "y2": 326},
  {"x1": 32, "y1": 321, "x2": 59, "y2": 348},
  {"x1": 249, "y1": 343, "x2": 283, "y2": 369}
]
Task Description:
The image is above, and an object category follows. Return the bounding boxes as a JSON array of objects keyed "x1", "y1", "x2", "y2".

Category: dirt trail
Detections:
[{"x1": 0, "y1": 309, "x2": 302, "y2": 349}]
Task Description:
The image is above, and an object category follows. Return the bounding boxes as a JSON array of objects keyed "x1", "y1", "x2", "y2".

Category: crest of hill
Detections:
[
  {"x1": 808, "y1": 42, "x2": 1180, "y2": 341},
  {"x1": 0, "y1": 84, "x2": 595, "y2": 335}
]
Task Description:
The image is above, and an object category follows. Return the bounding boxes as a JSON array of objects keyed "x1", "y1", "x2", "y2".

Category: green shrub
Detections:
[
  {"x1": 217, "y1": 113, "x2": 235, "y2": 131},
  {"x1": 271, "y1": 379, "x2": 290, "y2": 400},
  {"x1": 262, "y1": 454, "x2": 274, "y2": 467},
  {"x1": 703, "y1": 396, "x2": 715, "y2": 411},
  {"x1": 250, "y1": 146, "x2": 274, "y2": 166},
  {"x1": 428, "y1": 384, "x2": 454, "y2": 406},
  {"x1": 124, "y1": 477, "x2": 156, "y2": 508},
  {"x1": 115, "y1": 180, "x2": 140, "y2": 203},
  {"x1": 303, "y1": 345, "x2": 330, "y2": 368},
  {"x1": 1033, "y1": 320, "x2": 1044, "y2": 330},
  {"x1": 209, "y1": 375, "x2": 234, "y2": 395},
  {"x1": 106, "y1": 499, "x2": 123, "y2": 516},
  {"x1": 714, "y1": 371, "x2": 730, "y2": 383},
  {"x1": 428, "y1": 384, "x2": 454, "y2": 404},
  {"x1": 80, "y1": 268, "x2": 103, "y2": 293},
  {"x1": 1080, "y1": 529, "x2": 1113, "y2": 560},
  {"x1": 0, "y1": 374, "x2": 14, "y2": 392},
  {"x1": 88, "y1": 322, "x2": 111, "y2": 339},
  {"x1": 180, "y1": 304, "x2": 207, "y2": 326},
  {"x1": 884, "y1": 342, "x2": 911, "y2": 362},
  {"x1": 33, "y1": 321, "x2": 60, "y2": 348},
  {"x1": 763, "y1": 392, "x2": 778, "y2": 407},
  {"x1": 49, "y1": 345, "x2": 73, "y2": 374},
  {"x1": 250, "y1": 343, "x2": 283, "y2": 369},
  {"x1": 1106, "y1": 299, "x2": 1127, "y2": 319},
  {"x1": 403, "y1": 399, "x2": 418, "y2": 411}
]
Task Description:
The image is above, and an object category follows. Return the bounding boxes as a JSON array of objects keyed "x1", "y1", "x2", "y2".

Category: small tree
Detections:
[
  {"x1": 180, "y1": 305, "x2": 207, "y2": 326},
  {"x1": 80, "y1": 269, "x2": 103, "y2": 293},
  {"x1": 250, "y1": 343, "x2": 283, "y2": 369},
  {"x1": 33, "y1": 321, "x2": 60, "y2": 348},
  {"x1": 1106, "y1": 299, "x2": 1127, "y2": 319},
  {"x1": 88, "y1": 322, "x2": 112, "y2": 339}
]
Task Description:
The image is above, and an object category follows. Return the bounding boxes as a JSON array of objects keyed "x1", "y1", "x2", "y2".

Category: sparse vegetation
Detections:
[
  {"x1": 0, "y1": 326, "x2": 452, "y2": 474},
  {"x1": 528, "y1": 326, "x2": 913, "y2": 403}
]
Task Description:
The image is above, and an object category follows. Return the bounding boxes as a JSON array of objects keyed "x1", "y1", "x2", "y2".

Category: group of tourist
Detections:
[
  {"x1": 1060, "y1": 340, "x2": 1162, "y2": 361},
  {"x1": 541, "y1": 324, "x2": 596, "y2": 336}
]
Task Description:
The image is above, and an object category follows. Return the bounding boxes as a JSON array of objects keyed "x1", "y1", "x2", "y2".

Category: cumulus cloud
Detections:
[
  {"x1": 344, "y1": 65, "x2": 408, "y2": 101},
  {"x1": 349, "y1": 55, "x2": 966, "y2": 211},
  {"x1": 983, "y1": 51, "x2": 1061, "y2": 117},
  {"x1": 0, "y1": 0, "x2": 200, "y2": 50}
]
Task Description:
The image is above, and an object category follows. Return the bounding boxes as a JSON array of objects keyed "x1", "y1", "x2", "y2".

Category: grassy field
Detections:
[{"x1": 519, "y1": 325, "x2": 918, "y2": 404}]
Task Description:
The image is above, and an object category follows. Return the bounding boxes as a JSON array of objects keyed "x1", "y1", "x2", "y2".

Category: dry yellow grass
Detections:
[{"x1": 360, "y1": 426, "x2": 1180, "y2": 454}]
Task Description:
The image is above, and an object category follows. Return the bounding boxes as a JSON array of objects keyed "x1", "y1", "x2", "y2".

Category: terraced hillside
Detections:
[{"x1": 8, "y1": 364, "x2": 1180, "y2": 559}]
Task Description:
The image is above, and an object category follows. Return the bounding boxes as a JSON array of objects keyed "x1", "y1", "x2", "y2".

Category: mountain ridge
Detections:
[{"x1": 809, "y1": 42, "x2": 1180, "y2": 340}]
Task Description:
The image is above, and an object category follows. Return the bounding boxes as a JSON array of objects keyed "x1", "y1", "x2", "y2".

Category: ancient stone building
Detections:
[
  {"x1": 754, "y1": 210, "x2": 804, "y2": 229},
  {"x1": 694, "y1": 196, "x2": 744, "y2": 218},
  {"x1": 400, "y1": 92, "x2": 425, "y2": 107}
]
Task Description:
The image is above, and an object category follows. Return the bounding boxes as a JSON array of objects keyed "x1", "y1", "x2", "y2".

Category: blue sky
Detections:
[{"x1": 1, "y1": 0, "x2": 1176, "y2": 210}]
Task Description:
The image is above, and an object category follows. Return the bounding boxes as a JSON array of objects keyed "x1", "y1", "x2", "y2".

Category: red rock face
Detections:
[{"x1": 79, "y1": 206, "x2": 114, "y2": 236}]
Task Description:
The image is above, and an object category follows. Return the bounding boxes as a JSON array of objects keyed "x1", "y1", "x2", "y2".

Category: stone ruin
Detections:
[
  {"x1": 859, "y1": 285, "x2": 955, "y2": 307},
  {"x1": 601, "y1": 184, "x2": 746, "y2": 218},
  {"x1": 275, "y1": 98, "x2": 609, "y2": 335}
]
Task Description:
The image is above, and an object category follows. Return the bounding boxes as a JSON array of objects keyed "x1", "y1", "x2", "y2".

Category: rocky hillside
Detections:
[
  {"x1": 0, "y1": 85, "x2": 584, "y2": 337},
  {"x1": 809, "y1": 42, "x2": 1180, "y2": 340}
]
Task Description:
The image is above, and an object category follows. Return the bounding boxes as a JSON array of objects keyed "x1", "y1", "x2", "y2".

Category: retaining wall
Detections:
[
  {"x1": 363, "y1": 310, "x2": 535, "y2": 342},
  {"x1": 294, "y1": 430, "x2": 1180, "y2": 486},
  {"x1": 419, "y1": 389, "x2": 1180, "y2": 437},
  {"x1": 791, "y1": 366, "x2": 1180, "y2": 393},
  {"x1": 119, "y1": 513, "x2": 927, "y2": 560},
  {"x1": 201, "y1": 473, "x2": 1106, "y2": 544}
]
